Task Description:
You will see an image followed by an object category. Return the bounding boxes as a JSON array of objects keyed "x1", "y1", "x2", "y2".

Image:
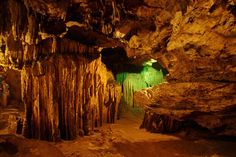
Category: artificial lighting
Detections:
[
  {"x1": 143, "y1": 58, "x2": 157, "y2": 66},
  {"x1": 116, "y1": 59, "x2": 164, "y2": 107}
]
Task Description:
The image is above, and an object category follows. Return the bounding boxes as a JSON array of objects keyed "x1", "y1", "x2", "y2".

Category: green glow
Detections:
[
  {"x1": 123, "y1": 74, "x2": 147, "y2": 107},
  {"x1": 116, "y1": 72, "x2": 128, "y2": 85},
  {"x1": 141, "y1": 66, "x2": 163, "y2": 87},
  {"x1": 116, "y1": 59, "x2": 164, "y2": 107}
]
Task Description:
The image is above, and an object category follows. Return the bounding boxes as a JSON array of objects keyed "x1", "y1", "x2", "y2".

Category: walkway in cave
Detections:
[
  {"x1": 55, "y1": 109, "x2": 236, "y2": 157},
  {"x1": 0, "y1": 109, "x2": 236, "y2": 157}
]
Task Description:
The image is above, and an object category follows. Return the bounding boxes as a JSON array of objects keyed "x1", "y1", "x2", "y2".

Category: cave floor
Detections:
[
  {"x1": 1, "y1": 110, "x2": 236, "y2": 157},
  {"x1": 55, "y1": 111, "x2": 236, "y2": 157}
]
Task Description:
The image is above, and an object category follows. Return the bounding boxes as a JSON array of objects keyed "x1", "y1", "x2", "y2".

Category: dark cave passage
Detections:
[{"x1": 101, "y1": 47, "x2": 168, "y2": 117}]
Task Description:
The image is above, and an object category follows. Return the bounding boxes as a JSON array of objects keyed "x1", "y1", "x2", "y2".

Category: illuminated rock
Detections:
[
  {"x1": 123, "y1": 74, "x2": 147, "y2": 107},
  {"x1": 21, "y1": 56, "x2": 121, "y2": 141},
  {"x1": 141, "y1": 66, "x2": 164, "y2": 87},
  {"x1": 134, "y1": 0, "x2": 236, "y2": 138},
  {"x1": 121, "y1": 64, "x2": 164, "y2": 107},
  {"x1": 135, "y1": 82, "x2": 236, "y2": 137}
]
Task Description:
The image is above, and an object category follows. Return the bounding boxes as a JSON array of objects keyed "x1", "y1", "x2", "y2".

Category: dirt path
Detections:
[
  {"x1": 56, "y1": 112, "x2": 236, "y2": 157},
  {"x1": 0, "y1": 110, "x2": 235, "y2": 157}
]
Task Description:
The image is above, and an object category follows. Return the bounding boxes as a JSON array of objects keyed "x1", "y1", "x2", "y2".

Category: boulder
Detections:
[{"x1": 134, "y1": 82, "x2": 236, "y2": 137}]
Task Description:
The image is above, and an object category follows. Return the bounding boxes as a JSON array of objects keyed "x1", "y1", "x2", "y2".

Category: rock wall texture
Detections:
[
  {"x1": 0, "y1": 0, "x2": 185, "y2": 67},
  {"x1": 21, "y1": 56, "x2": 121, "y2": 141},
  {"x1": 135, "y1": 82, "x2": 236, "y2": 137},
  {"x1": 134, "y1": 0, "x2": 236, "y2": 137},
  {"x1": 0, "y1": 0, "x2": 127, "y2": 140}
]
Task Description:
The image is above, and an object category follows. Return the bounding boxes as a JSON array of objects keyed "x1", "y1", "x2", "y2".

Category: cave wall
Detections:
[
  {"x1": 0, "y1": 0, "x2": 127, "y2": 140},
  {"x1": 134, "y1": 0, "x2": 236, "y2": 137},
  {"x1": 165, "y1": 1, "x2": 236, "y2": 82}
]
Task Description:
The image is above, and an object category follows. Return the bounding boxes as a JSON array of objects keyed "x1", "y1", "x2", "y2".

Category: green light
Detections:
[
  {"x1": 141, "y1": 66, "x2": 163, "y2": 87},
  {"x1": 116, "y1": 72, "x2": 128, "y2": 85},
  {"x1": 123, "y1": 74, "x2": 147, "y2": 107},
  {"x1": 116, "y1": 59, "x2": 164, "y2": 107}
]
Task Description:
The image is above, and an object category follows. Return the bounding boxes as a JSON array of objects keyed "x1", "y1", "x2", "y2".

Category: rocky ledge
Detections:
[
  {"x1": 134, "y1": 82, "x2": 236, "y2": 138},
  {"x1": 134, "y1": 0, "x2": 236, "y2": 139}
]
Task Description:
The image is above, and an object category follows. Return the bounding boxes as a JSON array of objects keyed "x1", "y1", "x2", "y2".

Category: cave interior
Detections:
[{"x1": 0, "y1": 0, "x2": 236, "y2": 157}]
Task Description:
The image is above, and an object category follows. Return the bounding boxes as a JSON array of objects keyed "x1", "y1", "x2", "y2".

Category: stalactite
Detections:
[
  {"x1": 123, "y1": 74, "x2": 147, "y2": 107},
  {"x1": 0, "y1": 0, "x2": 124, "y2": 66},
  {"x1": 0, "y1": 0, "x2": 11, "y2": 34},
  {"x1": 57, "y1": 38, "x2": 95, "y2": 54},
  {"x1": 141, "y1": 66, "x2": 164, "y2": 87},
  {"x1": 116, "y1": 72, "x2": 128, "y2": 85},
  {"x1": 111, "y1": 0, "x2": 120, "y2": 25},
  {"x1": 120, "y1": 66, "x2": 164, "y2": 107},
  {"x1": 21, "y1": 55, "x2": 121, "y2": 141},
  {"x1": 8, "y1": 0, "x2": 28, "y2": 40}
]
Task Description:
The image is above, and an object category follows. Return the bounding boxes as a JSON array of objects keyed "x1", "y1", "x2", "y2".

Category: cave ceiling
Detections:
[{"x1": 0, "y1": 0, "x2": 235, "y2": 81}]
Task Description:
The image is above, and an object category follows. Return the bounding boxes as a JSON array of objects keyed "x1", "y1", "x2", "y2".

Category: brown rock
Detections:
[
  {"x1": 0, "y1": 135, "x2": 64, "y2": 157},
  {"x1": 21, "y1": 56, "x2": 121, "y2": 141},
  {"x1": 164, "y1": 1, "x2": 236, "y2": 82},
  {"x1": 134, "y1": 82, "x2": 236, "y2": 137}
]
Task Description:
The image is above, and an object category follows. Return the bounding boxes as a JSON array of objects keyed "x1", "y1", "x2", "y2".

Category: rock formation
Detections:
[
  {"x1": 134, "y1": 0, "x2": 236, "y2": 138},
  {"x1": 0, "y1": 0, "x2": 235, "y2": 141},
  {"x1": 0, "y1": 0, "x2": 125, "y2": 141},
  {"x1": 135, "y1": 82, "x2": 236, "y2": 137},
  {"x1": 21, "y1": 56, "x2": 121, "y2": 141}
]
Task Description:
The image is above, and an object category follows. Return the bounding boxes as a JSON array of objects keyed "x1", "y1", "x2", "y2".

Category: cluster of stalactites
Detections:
[
  {"x1": 0, "y1": 0, "x2": 124, "y2": 67},
  {"x1": 21, "y1": 56, "x2": 121, "y2": 141},
  {"x1": 0, "y1": 0, "x2": 117, "y2": 67},
  {"x1": 117, "y1": 66, "x2": 164, "y2": 107}
]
